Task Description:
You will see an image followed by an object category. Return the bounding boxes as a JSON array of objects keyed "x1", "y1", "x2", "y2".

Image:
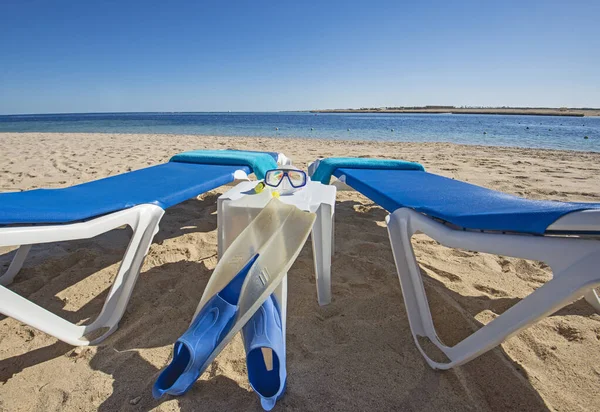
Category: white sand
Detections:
[{"x1": 1, "y1": 133, "x2": 599, "y2": 411}]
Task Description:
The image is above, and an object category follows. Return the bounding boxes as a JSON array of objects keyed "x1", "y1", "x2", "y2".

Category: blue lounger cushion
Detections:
[
  {"x1": 170, "y1": 150, "x2": 278, "y2": 180},
  {"x1": 311, "y1": 157, "x2": 425, "y2": 184},
  {"x1": 335, "y1": 168, "x2": 600, "y2": 235},
  {"x1": 0, "y1": 163, "x2": 250, "y2": 225}
]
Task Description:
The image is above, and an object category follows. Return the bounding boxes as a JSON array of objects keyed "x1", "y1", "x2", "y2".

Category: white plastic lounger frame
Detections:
[
  {"x1": 385, "y1": 207, "x2": 600, "y2": 369},
  {"x1": 0, "y1": 204, "x2": 165, "y2": 346},
  {"x1": 0, "y1": 165, "x2": 262, "y2": 346},
  {"x1": 309, "y1": 161, "x2": 600, "y2": 368}
]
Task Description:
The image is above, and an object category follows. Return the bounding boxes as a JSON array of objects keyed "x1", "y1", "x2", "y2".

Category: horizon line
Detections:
[{"x1": 2, "y1": 106, "x2": 600, "y2": 117}]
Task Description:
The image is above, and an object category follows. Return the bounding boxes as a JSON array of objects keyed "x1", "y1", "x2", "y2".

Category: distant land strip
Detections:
[{"x1": 310, "y1": 107, "x2": 600, "y2": 117}]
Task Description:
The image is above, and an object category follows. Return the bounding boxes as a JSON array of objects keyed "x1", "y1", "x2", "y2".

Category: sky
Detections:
[{"x1": 0, "y1": 0, "x2": 599, "y2": 114}]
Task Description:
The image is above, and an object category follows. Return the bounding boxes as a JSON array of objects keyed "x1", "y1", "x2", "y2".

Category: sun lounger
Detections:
[
  {"x1": 309, "y1": 158, "x2": 600, "y2": 369},
  {"x1": 0, "y1": 150, "x2": 289, "y2": 346}
]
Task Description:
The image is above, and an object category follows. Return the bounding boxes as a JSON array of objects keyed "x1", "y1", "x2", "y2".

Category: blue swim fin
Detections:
[
  {"x1": 153, "y1": 253, "x2": 260, "y2": 398},
  {"x1": 242, "y1": 294, "x2": 286, "y2": 411}
]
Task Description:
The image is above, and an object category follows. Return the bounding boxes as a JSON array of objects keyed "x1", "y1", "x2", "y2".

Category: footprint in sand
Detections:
[
  {"x1": 554, "y1": 322, "x2": 584, "y2": 342},
  {"x1": 329, "y1": 322, "x2": 351, "y2": 345},
  {"x1": 315, "y1": 311, "x2": 351, "y2": 344},
  {"x1": 315, "y1": 306, "x2": 343, "y2": 321},
  {"x1": 449, "y1": 249, "x2": 476, "y2": 258},
  {"x1": 348, "y1": 281, "x2": 375, "y2": 292},
  {"x1": 473, "y1": 284, "x2": 509, "y2": 297},
  {"x1": 420, "y1": 262, "x2": 461, "y2": 282},
  {"x1": 498, "y1": 258, "x2": 512, "y2": 273},
  {"x1": 286, "y1": 333, "x2": 315, "y2": 360}
]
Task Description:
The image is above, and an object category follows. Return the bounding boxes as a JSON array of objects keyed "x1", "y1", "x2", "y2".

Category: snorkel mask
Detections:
[{"x1": 264, "y1": 165, "x2": 307, "y2": 195}]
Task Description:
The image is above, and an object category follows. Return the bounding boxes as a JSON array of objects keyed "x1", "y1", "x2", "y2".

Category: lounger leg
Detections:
[
  {"x1": 386, "y1": 212, "x2": 438, "y2": 340},
  {"x1": 217, "y1": 196, "x2": 226, "y2": 259},
  {"x1": 0, "y1": 244, "x2": 32, "y2": 286},
  {"x1": 0, "y1": 205, "x2": 165, "y2": 346},
  {"x1": 440, "y1": 260, "x2": 599, "y2": 368},
  {"x1": 274, "y1": 274, "x2": 288, "y2": 349},
  {"x1": 0, "y1": 286, "x2": 89, "y2": 346},
  {"x1": 312, "y1": 203, "x2": 334, "y2": 306},
  {"x1": 331, "y1": 210, "x2": 336, "y2": 255},
  {"x1": 84, "y1": 206, "x2": 164, "y2": 343},
  {"x1": 386, "y1": 208, "x2": 600, "y2": 369},
  {"x1": 583, "y1": 288, "x2": 600, "y2": 312}
]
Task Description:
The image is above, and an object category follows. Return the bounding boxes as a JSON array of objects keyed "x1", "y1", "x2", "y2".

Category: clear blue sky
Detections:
[{"x1": 1, "y1": 0, "x2": 598, "y2": 114}]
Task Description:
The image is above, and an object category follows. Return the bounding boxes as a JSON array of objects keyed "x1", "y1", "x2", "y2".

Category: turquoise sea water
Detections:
[{"x1": 0, "y1": 112, "x2": 598, "y2": 152}]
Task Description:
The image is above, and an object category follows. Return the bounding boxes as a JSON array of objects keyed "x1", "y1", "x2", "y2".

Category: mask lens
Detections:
[
  {"x1": 265, "y1": 170, "x2": 284, "y2": 187},
  {"x1": 287, "y1": 170, "x2": 306, "y2": 187}
]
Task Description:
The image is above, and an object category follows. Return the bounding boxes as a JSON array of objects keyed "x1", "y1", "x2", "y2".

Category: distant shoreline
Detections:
[
  {"x1": 1, "y1": 112, "x2": 596, "y2": 152},
  {"x1": 310, "y1": 107, "x2": 600, "y2": 117}
]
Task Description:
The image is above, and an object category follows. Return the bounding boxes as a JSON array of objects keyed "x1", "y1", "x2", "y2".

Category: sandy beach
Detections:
[{"x1": 1, "y1": 132, "x2": 599, "y2": 412}]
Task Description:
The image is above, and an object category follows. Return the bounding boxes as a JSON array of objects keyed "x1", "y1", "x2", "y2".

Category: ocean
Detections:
[{"x1": 0, "y1": 112, "x2": 598, "y2": 152}]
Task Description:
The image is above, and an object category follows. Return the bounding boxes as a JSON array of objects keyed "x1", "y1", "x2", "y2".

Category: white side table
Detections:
[{"x1": 217, "y1": 181, "x2": 336, "y2": 306}]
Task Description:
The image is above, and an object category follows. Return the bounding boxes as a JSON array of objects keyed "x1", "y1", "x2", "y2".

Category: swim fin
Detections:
[
  {"x1": 153, "y1": 199, "x2": 316, "y2": 401},
  {"x1": 153, "y1": 253, "x2": 259, "y2": 398},
  {"x1": 243, "y1": 293, "x2": 287, "y2": 411}
]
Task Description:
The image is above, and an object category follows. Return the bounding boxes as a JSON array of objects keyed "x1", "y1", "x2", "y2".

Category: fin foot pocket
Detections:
[{"x1": 243, "y1": 294, "x2": 287, "y2": 410}]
